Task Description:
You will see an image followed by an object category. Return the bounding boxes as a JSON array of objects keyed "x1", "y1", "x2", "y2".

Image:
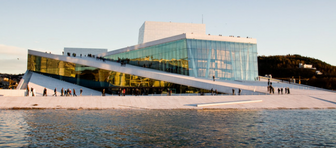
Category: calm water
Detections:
[{"x1": 1, "y1": 109, "x2": 336, "y2": 147}]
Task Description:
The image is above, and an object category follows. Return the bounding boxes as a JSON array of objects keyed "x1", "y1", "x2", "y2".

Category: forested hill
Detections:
[{"x1": 258, "y1": 54, "x2": 336, "y2": 90}]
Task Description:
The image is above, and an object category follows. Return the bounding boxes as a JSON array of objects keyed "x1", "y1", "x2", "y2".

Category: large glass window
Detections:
[
  {"x1": 105, "y1": 39, "x2": 189, "y2": 75},
  {"x1": 103, "y1": 38, "x2": 258, "y2": 81},
  {"x1": 186, "y1": 39, "x2": 258, "y2": 81},
  {"x1": 28, "y1": 54, "x2": 213, "y2": 95}
]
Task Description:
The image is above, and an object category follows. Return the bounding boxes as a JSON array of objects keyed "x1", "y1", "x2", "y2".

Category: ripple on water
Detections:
[{"x1": 0, "y1": 109, "x2": 336, "y2": 147}]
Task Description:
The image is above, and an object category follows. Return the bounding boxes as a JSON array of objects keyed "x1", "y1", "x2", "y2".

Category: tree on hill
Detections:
[{"x1": 258, "y1": 54, "x2": 336, "y2": 90}]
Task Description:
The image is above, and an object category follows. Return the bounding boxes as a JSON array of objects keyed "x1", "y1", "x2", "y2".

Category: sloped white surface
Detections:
[{"x1": 28, "y1": 72, "x2": 104, "y2": 97}]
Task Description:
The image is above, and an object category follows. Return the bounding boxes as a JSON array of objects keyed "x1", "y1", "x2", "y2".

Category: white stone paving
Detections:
[
  {"x1": 27, "y1": 72, "x2": 104, "y2": 97},
  {"x1": 0, "y1": 93, "x2": 335, "y2": 110}
]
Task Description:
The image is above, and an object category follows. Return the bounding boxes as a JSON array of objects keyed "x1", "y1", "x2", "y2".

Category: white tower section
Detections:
[{"x1": 138, "y1": 21, "x2": 206, "y2": 44}]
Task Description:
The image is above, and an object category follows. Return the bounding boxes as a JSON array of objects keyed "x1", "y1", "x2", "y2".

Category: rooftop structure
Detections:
[{"x1": 138, "y1": 21, "x2": 206, "y2": 44}]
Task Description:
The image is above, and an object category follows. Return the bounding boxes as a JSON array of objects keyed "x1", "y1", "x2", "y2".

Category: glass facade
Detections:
[
  {"x1": 187, "y1": 39, "x2": 258, "y2": 81},
  {"x1": 105, "y1": 39, "x2": 189, "y2": 75},
  {"x1": 27, "y1": 54, "x2": 213, "y2": 95},
  {"x1": 105, "y1": 39, "x2": 258, "y2": 81}
]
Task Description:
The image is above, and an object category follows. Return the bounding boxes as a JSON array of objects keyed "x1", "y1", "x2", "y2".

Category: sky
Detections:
[{"x1": 0, "y1": 0, "x2": 335, "y2": 74}]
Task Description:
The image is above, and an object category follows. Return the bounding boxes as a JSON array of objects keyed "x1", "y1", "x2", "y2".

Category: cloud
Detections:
[
  {"x1": 0, "y1": 44, "x2": 27, "y2": 74},
  {"x1": 0, "y1": 44, "x2": 27, "y2": 58}
]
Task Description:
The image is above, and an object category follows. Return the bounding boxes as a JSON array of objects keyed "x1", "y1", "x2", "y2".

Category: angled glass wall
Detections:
[
  {"x1": 104, "y1": 38, "x2": 258, "y2": 81},
  {"x1": 27, "y1": 54, "x2": 212, "y2": 95},
  {"x1": 104, "y1": 39, "x2": 189, "y2": 75}
]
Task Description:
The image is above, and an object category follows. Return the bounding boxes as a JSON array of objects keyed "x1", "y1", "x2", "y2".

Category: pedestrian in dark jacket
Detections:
[
  {"x1": 53, "y1": 88, "x2": 57, "y2": 96},
  {"x1": 73, "y1": 89, "x2": 77, "y2": 96},
  {"x1": 43, "y1": 88, "x2": 47, "y2": 96}
]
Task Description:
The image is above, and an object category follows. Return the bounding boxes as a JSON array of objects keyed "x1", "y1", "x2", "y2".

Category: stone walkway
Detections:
[{"x1": 1, "y1": 93, "x2": 335, "y2": 110}]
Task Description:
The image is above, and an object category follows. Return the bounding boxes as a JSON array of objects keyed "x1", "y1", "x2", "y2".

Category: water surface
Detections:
[{"x1": 1, "y1": 109, "x2": 335, "y2": 147}]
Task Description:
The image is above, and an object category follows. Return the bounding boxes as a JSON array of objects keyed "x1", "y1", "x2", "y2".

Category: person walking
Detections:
[
  {"x1": 288, "y1": 88, "x2": 290, "y2": 94},
  {"x1": 33, "y1": 88, "x2": 35, "y2": 97},
  {"x1": 238, "y1": 89, "x2": 241, "y2": 95},
  {"x1": 281, "y1": 88, "x2": 283, "y2": 94},
  {"x1": 43, "y1": 88, "x2": 47, "y2": 96},
  {"x1": 26, "y1": 86, "x2": 30, "y2": 96},
  {"x1": 73, "y1": 89, "x2": 77, "y2": 96},
  {"x1": 80, "y1": 89, "x2": 83, "y2": 96},
  {"x1": 211, "y1": 88, "x2": 213, "y2": 95},
  {"x1": 232, "y1": 89, "x2": 235, "y2": 95},
  {"x1": 213, "y1": 75, "x2": 215, "y2": 81},
  {"x1": 123, "y1": 89, "x2": 126, "y2": 96},
  {"x1": 285, "y1": 88, "x2": 288, "y2": 94},
  {"x1": 102, "y1": 89, "x2": 105, "y2": 96},
  {"x1": 61, "y1": 88, "x2": 64, "y2": 96},
  {"x1": 30, "y1": 88, "x2": 34, "y2": 96},
  {"x1": 278, "y1": 88, "x2": 280, "y2": 94},
  {"x1": 53, "y1": 88, "x2": 57, "y2": 96}
]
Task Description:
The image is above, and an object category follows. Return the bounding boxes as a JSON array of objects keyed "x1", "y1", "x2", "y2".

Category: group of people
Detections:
[
  {"x1": 121, "y1": 61, "x2": 127, "y2": 66},
  {"x1": 231, "y1": 88, "x2": 242, "y2": 95},
  {"x1": 276, "y1": 87, "x2": 290, "y2": 94},
  {"x1": 267, "y1": 85, "x2": 275, "y2": 94},
  {"x1": 26, "y1": 86, "x2": 36, "y2": 96},
  {"x1": 210, "y1": 88, "x2": 218, "y2": 95},
  {"x1": 40, "y1": 88, "x2": 83, "y2": 97},
  {"x1": 267, "y1": 81, "x2": 291, "y2": 95},
  {"x1": 167, "y1": 88, "x2": 173, "y2": 96},
  {"x1": 118, "y1": 88, "x2": 126, "y2": 96}
]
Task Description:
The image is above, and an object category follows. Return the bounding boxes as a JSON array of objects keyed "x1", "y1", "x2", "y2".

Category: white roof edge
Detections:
[
  {"x1": 99, "y1": 34, "x2": 187, "y2": 57},
  {"x1": 100, "y1": 33, "x2": 257, "y2": 57}
]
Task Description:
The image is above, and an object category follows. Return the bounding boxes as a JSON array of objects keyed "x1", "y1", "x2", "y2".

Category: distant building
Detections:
[{"x1": 299, "y1": 63, "x2": 315, "y2": 69}]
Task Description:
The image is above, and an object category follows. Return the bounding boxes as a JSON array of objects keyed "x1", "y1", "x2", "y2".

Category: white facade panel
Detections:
[{"x1": 138, "y1": 21, "x2": 206, "y2": 44}]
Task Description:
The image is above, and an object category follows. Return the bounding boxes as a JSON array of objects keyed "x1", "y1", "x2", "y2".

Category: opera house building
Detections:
[{"x1": 23, "y1": 21, "x2": 259, "y2": 95}]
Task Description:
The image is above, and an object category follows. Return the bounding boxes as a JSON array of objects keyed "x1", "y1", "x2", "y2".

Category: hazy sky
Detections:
[{"x1": 1, "y1": 0, "x2": 335, "y2": 74}]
